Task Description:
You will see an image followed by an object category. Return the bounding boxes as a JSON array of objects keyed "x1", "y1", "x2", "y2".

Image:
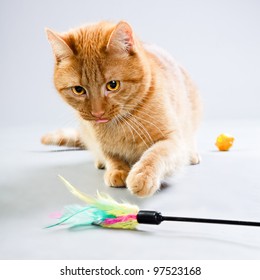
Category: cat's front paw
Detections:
[
  {"x1": 126, "y1": 165, "x2": 160, "y2": 197},
  {"x1": 190, "y1": 152, "x2": 201, "y2": 165},
  {"x1": 104, "y1": 169, "x2": 128, "y2": 187},
  {"x1": 95, "y1": 160, "x2": 105, "y2": 170}
]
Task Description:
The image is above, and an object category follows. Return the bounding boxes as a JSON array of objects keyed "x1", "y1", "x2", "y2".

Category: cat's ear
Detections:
[
  {"x1": 45, "y1": 28, "x2": 73, "y2": 62},
  {"x1": 106, "y1": 21, "x2": 135, "y2": 54}
]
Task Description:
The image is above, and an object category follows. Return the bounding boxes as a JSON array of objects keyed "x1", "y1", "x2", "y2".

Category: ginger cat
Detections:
[{"x1": 42, "y1": 21, "x2": 202, "y2": 197}]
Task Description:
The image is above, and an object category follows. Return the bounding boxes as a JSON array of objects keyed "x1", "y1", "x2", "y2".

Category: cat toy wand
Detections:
[{"x1": 47, "y1": 176, "x2": 260, "y2": 230}]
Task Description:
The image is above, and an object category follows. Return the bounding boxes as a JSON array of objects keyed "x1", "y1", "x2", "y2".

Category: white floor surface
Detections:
[{"x1": 1, "y1": 119, "x2": 260, "y2": 259}]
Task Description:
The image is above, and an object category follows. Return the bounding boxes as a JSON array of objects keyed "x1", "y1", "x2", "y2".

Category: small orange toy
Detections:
[{"x1": 215, "y1": 133, "x2": 235, "y2": 151}]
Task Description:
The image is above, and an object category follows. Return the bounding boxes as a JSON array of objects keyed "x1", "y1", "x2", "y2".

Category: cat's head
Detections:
[{"x1": 46, "y1": 21, "x2": 151, "y2": 124}]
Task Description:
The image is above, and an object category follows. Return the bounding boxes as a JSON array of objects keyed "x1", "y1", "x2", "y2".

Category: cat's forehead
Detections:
[
  {"x1": 61, "y1": 22, "x2": 138, "y2": 86},
  {"x1": 64, "y1": 25, "x2": 110, "y2": 84},
  {"x1": 69, "y1": 23, "x2": 113, "y2": 57}
]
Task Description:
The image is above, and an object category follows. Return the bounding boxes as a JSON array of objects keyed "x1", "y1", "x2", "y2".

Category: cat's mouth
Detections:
[{"x1": 79, "y1": 112, "x2": 110, "y2": 123}]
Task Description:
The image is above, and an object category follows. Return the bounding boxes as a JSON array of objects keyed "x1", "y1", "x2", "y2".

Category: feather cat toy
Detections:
[{"x1": 47, "y1": 176, "x2": 260, "y2": 230}]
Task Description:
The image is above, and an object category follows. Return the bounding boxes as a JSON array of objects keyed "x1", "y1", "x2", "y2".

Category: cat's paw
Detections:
[
  {"x1": 126, "y1": 165, "x2": 160, "y2": 197},
  {"x1": 190, "y1": 153, "x2": 201, "y2": 165},
  {"x1": 104, "y1": 169, "x2": 128, "y2": 187},
  {"x1": 41, "y1": 128, "x2": 83, "y2": 148},
  {"x1": 95, "y1": 160, "x2": 105, "y2": 170}
]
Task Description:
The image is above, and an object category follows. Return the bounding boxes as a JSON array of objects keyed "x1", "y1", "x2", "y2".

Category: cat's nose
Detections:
[{"x1": 91, "y1": 110, "x2": 105, "y2": 118}]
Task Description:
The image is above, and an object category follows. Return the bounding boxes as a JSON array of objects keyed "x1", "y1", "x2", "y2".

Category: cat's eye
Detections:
[
  {"x1": 72, "y1": 86, "x2": 86, "y2": 96},
  {"x1": 106, "y1": 80, "x2": 120, "y2": 92}
]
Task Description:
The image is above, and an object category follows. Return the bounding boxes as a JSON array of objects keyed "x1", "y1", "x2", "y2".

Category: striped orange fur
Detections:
[{"x1": 43, "y1": 21, "x2": 202, "y2": 197}]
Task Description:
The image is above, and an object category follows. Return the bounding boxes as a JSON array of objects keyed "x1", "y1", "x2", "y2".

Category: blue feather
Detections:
[{"x1": 47, "y1": 204, "x2": 114, "y2": 228}]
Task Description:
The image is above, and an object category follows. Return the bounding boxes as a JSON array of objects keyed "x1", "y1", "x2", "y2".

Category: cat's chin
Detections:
[{"x1": 95, "y1": 119, "x2": 109, "y2": 124}]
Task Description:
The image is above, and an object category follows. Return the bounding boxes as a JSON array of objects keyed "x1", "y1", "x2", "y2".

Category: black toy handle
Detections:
[
  {"x1": 137, "y1": 210, "x2": 260, "y2": 227},
  {"x1": 137, "y1": 210, "x2": 163, "y2": 225}
]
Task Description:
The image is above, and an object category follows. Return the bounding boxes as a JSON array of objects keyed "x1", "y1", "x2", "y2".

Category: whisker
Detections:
[
  {"x1": 129, "y1": 112, "x2": 165, "y2": 138},
  {"x1": 124, "y1": 116, "x2": 150, "y2": 148},
  {"x1": 126, "y1": 112, "x2": 154, "y2": 145},
  {"x1": 121, "y1": 115, "x2": 150, "y2": 148},
  {"x1": 114, "y1": 115, "x2": 128, "y2": 142},
  {"x1": 118, "y1": 115, "x2": 136, "y2": 144},
  {"x1": 122, "y1": 103, "x2": 164, "y2": 125},
  {"x1": 121, "y1": 105, "x2": 166, "y2": 138}
]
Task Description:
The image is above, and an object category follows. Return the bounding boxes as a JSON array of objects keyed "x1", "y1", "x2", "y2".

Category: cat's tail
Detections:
[{"x1": 41, "y1": 128, "x2": 85, "y2": 148}]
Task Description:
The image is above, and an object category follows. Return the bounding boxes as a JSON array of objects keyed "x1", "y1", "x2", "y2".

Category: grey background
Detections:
[
  {"x1": 1, "y1": 0, "x2": 260, "y2": 128},
  {"x1": 1, "y1": 0, "x2": 260, "y2": 260}
]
